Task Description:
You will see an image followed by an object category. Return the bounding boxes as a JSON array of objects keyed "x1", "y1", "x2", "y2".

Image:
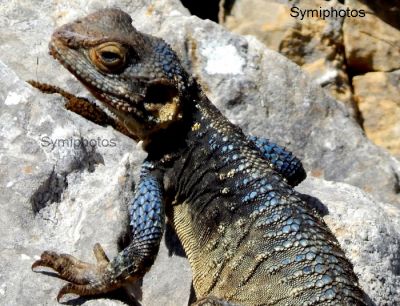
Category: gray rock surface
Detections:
[
  {"x1": 298, "y1": 178, "x2": 400, "y2": 306},
  {"x1": 221, "y1": 0, "x2": 354, "y2": 109},
  {"x1": 0, "y1": 0, "x2": 399, "y2": 305},
  {"x1": 219, "y1": 0, "x2": 400, "y2": 172}
]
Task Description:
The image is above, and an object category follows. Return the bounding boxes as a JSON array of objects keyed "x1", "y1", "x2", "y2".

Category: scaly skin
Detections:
[{"x1": 30, "y1": 8, "x2": 369, "y2": 305}]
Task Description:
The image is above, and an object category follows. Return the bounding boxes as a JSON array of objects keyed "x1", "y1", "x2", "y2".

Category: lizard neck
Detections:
[{"x1": 143, "y1": 81, "x2": 243, "y2": 163}]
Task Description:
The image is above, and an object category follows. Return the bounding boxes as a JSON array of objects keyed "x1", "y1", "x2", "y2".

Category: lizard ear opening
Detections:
[
  {"x1": 145, "y1": 80, "x2": 179, "y2": 105},
  {"x1": 143, "y1": 80, "x2": 182, "y2": 124},
  {"x1": 89, "y1": 42, "x2": 127, "y2": 73}
]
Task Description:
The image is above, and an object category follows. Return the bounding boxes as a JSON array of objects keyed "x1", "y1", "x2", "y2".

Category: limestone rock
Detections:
[
  {"x1": 221, "y1": 0, "x2": 400, "y2": 157},
  {"x1": 353, "y1": 70, "x2": 400, "y2": 159},
  {"x1": 343, "y1": 0, "x2": 400, "y2": 73},
  {"x1": 222, "y1": 0, "x2": 354, "y2": 109},
  {"x1": 0, "y1": 0, "x2": 400, "y2": 305},
  {"x1": 0, "y1": 60, "x2": 140, "y2": 306},
  {"x1": 298, "y1": 177, "x2": 400, "y2": 306}
]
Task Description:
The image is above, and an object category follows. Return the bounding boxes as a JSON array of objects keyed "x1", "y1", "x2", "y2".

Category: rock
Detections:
[
  {"x1": 221, "y1": 0, "x2": 400, "y2": 160},
  {"x1": 222, "y1": 0, "x2": 354, "y2": 109},
  {"x1": 0, "y1": 0, "x2": 400, "y2": 305},
  {"x1": 298, "y1": 177, "x2": 400, "y2": 306},
  {"x1": 353, "y1": 70, "x2": 400, "y2": 159},
  {"x1": 343, "y1": 0, "x2": 400, "y2": 73},
  {"x1": 0, "y1": 60, "x2": 139, "y2": 305}
]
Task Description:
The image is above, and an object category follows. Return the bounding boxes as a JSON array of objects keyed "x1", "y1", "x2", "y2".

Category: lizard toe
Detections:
[
  {"x1": 32, "y1": 246, "x2": 108, "y2": 285},
  {"x1": 32, "y1": 245, "x2": 124, "y2": 302}
]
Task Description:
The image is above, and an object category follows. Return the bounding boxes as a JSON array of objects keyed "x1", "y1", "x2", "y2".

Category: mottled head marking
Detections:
[{"x1": 50, "y1": 8, "x2": 192, "y2": 141}]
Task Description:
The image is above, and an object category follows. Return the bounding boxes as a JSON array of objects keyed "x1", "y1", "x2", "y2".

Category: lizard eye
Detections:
[{"x1": 90, "y1": 42, "x2": 127, "y2": 73}]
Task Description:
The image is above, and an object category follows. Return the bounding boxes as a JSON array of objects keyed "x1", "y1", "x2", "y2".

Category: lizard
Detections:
[{"x1": 30, "y1": 8, "x2": 369, "y2": 306}]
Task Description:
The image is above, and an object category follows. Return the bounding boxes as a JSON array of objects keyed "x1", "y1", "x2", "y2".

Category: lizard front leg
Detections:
[
  {"x1": 32, "y1": 160, "x2": 165, "y2": 301},
  {"x1": 247, "y1": 135, "x2": 306, "y2": 186}
]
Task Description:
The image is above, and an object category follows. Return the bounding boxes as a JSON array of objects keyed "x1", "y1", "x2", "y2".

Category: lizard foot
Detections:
[{"x1": 32, "y1": 243, "x2": 120, "y2": 302}]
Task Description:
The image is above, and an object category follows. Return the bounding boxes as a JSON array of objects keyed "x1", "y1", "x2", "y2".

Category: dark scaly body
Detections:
[
  {"x1": 161, "y1": 99, "x2": 365, "y2": 305},
  {"x1": 30, "y1": 8, "x2": 369, "y2": 306}
]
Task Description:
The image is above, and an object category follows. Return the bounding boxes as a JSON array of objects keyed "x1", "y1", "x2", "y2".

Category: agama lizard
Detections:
[{"x1": 30, "y1": 8, "x2": 369, "y2": 305}]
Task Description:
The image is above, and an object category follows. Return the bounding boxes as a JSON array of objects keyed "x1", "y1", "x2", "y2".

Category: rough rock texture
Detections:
[
  {"x1": 221, "y1": 0, "x2": 400, "y2": 163},
  {"x1": 298, "y1": 178, "x2": 400, "y2": 306},
  {"x1": 222, "y1": 0, "x2": 354, "y2": 109},
  {"x1": 353, "y1": 71, "x2": 400, "y2": 159},
  {"x1": 344, "y1": 0, "x2": 400, "y2": 73},
  {"x1": 0, "y1": 0, "x2": 400, "y2": 305}
]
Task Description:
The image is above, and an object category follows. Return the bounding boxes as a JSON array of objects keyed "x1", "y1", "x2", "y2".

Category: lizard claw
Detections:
[
  {"x1": 32, "y1": 244, "x2": 119, "y2": 301},
  {"x1": 32, "y1": 251, "x2": 69, "y2": 271},
  {"x1": 92, "y1": 242, "x2": 110, "y2": 264},
  {"x1": 56, "y1": 283, "x2": 85, "y2": 302}
]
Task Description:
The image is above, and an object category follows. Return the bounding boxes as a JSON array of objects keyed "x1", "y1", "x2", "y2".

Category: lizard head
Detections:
[{"x1": 49, "y1": 8, "x2": 193, "y2": 142}]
